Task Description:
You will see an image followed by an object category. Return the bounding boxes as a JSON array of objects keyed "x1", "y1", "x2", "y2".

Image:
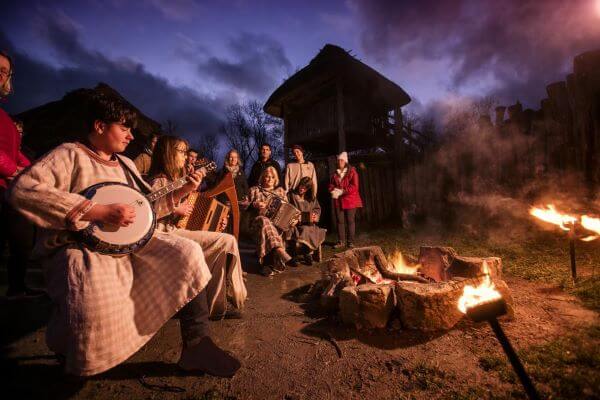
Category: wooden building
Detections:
[
  {"x1": 263, "y1": 44, "x2": 414, "y2": 227},
  {"x1": 17, "y1": 83, "x2": 161, "y2": 159}
]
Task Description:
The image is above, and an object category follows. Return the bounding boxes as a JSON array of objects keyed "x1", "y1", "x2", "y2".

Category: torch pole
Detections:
[
  {"x1": 488, "y1": 319, "x2": 540, "y2": 400},
  {"x1": 569, "y1": 224, "x2": 577, "y2": 282}
]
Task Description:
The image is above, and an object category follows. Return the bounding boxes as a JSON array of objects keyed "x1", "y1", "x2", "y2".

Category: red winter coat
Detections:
[
  {"x1": 329, "y1": 166, "x2": 363, "y2": 210},
  {"x1": 0, "y1": 108, "x2": 30, "y2": 189}
]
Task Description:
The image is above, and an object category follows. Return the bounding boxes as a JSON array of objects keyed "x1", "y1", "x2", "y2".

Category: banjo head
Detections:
[{"x1": 79, "y1": 182, "x2": 156, "y2": 254}]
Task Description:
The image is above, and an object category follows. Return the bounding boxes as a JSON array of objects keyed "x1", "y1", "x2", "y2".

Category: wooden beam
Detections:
[{"x1": 336, "y1": 78, "x2": 346, "y2": 152}]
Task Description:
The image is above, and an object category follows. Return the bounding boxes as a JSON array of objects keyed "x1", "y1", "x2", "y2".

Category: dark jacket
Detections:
[
  {"x1": 218, "y1": 166, "x2": 249, "y2": 200},
  {"x1": 248, "y1": 158, "x2": 282, "y2": 188}
]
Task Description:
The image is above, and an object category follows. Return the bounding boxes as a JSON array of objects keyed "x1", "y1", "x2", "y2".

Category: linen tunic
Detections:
[
  {"x1": 284, "y1": 161, "x2": 317, "y2": 194},
  {"x1": 285, "y1": 193, "x2": 326, "y2": 251},
  {"x1": 9, "y1": 142, "x2": 212, "y2": 376},
  {"x1": 150, "y1": 175, "x2": 247, "y2": 316}
]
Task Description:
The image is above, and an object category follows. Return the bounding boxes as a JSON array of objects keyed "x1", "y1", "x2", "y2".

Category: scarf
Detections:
[
  {"x1": 336, "y1": 167, "x2": 348, "y2": 179},
  {"x1": 225, "y1": 164, "x2": 240, "y2": 178}
]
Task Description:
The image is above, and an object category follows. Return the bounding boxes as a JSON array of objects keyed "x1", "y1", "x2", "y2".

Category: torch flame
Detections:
[
  {"x1": 580, "y1": 215, "x2": 600, "y2": 241},
  {"x1": 457, "y1": 262, "x2": 502, "y2": 314},
  {"x1": 389, "y1": 250, "x2": 420, "y2": 275},
  {"x1": 529, "y1": 204, "x2": 577, "y2": 231}
]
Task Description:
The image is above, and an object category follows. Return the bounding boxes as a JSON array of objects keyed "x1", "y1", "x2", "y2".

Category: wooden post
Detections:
[
  {"x1": 393, "y1": 107, "x2": 405, "y2": 222},
  {"x1": 282, "y1": 104, "x2": 290, "y2": 164},
  {"x1": 328, "y1": 155, "x2": 338, "y2": 238},
  {"x1": 336, "y1": 79, "x2": 346, "y2": 152}
]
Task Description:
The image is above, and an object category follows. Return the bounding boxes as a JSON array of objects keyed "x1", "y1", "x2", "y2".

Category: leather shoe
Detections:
[{"x1": 178, "y1": 336, "x2": 241, "y2": 377}]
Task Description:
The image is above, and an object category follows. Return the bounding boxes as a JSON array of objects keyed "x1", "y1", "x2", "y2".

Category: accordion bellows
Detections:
[{"x1": 177, "y1": 191, "x2": 230, "y2": 231}]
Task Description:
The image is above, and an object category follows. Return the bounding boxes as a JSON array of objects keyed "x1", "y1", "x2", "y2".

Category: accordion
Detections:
[
  {"x1": 264, "y1": 196, "x2": 301, "y2": 231},
  {"x1": 177, "y1": 191, "x2": 230, "y2": 232}
]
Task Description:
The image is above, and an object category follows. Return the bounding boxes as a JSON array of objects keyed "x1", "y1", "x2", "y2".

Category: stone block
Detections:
[{"x1": 339, "y1": 283, "x2": 396, "y2": 329}]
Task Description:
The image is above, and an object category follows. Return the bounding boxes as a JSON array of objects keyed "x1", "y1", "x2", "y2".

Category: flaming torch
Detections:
[
  {"x1": 458, "y1": 263, "x2": 540, "y2": 400},
  {"x1": 529, "y1": 204, "x2": 578, "y2": 281}
]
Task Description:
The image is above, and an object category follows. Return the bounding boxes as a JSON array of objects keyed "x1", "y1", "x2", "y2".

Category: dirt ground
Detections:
[{"x1": 1, "y1": 240, "x2": 598, "y2": 400}]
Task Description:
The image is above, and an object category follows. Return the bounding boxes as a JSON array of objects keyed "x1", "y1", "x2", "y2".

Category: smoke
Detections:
[{"x1": 404, "y1": 95, "x2": 595, "y2": 240}]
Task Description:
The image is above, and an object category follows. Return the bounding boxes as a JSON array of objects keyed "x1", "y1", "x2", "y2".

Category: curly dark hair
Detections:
[
  {"x1": 84, "y1": 91, "x2": 138, "y2": 135},
  {"x1": 294, "y1": 176, "x2": 315, "y2": 201}
]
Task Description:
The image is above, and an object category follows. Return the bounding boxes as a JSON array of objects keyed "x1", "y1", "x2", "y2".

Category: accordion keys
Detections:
[{"x1": 177, "y1": 191, "x2": 230, "y2": 232}]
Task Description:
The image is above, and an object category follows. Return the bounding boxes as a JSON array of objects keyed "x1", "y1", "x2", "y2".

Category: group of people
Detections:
[
  {"x1": 133, "y1": 130, "x2": 364, "y2": 278},
  {"x1": 0, "y1": 48, "x2": 362, "y2": 380}
]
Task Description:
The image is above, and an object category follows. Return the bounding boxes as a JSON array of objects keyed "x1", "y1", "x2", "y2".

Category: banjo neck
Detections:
[{"x1": 146, "y1": 161, "x2": 216, "y2": 203}]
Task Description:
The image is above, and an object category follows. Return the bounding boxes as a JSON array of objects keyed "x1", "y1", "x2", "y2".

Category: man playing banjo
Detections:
[{"x1": 8, "y1": 91, "x2": 245, "y2": 378}]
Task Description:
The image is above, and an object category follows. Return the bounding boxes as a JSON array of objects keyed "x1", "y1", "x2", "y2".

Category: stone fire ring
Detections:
[{"x1": 319, "y1": 246, "x2": 514, "y2": 331}]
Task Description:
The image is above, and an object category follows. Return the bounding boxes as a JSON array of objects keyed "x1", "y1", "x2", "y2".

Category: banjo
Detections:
[{"x1": 75, "y1": 160, "x2": 216, "y2": 255}]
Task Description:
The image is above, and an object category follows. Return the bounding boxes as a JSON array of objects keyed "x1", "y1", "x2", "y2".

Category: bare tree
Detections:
[
  {"x1": 164, "y1": 119, "x2": 179, "y2": 135},
  {"x1": 194, "y1": 133, "x2": 219, "y2": 163},
  {"x1": 220, "y1": 100, "x2": 283, "y2": 172}
]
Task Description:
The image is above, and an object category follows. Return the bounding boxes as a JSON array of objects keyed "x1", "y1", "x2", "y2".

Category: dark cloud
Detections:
[
  {"x1": 1, "y1": 12, "x2": 226, "y2": 140},
  {"x1": 195, "y1": 32, "x2": 293, "y2": 97},
  {"x1": 354, "y1": 0, "x2": 600, "y2": 106}
]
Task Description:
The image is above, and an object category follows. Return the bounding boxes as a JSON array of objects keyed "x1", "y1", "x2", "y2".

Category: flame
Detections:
[
  {"x1": 389, "y1": 250, "x2": 420, "y2": 275},
  {"x1": 581, "y1": 236, "x2": 598, "y2": 242},
  {"x1": 529, "y1": 204, "x2": 577, "y2": 231},
  {"x1": 580, "y1": 215, "x2": 600, "y2": 242},
  {"x1": 457, "y1": 262, "x2": 502, "y2": 314}
]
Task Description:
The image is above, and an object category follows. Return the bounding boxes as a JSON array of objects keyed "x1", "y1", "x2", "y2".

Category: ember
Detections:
[{"x1": 388, "y1": 249, "x2": 420, "y2": 275}]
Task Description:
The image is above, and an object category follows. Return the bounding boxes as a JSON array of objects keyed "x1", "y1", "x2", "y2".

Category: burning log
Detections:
[
  {"x1": 317, "y1": 246, "x2": 514, "y2": 332},
  {"x1": 396, "y1": 270, "x2": 513, "y2": 332},
  {"x1": 458, "y1": 271, "x2": 540, "y2": 400}
]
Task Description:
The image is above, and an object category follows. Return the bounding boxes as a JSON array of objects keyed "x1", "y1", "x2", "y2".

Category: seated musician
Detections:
[
  {"x1": 247, "y1": 166, "x2": 294, "y2": 276},
  {"x1": 8, "y1": 92, "x2": 243, "y2": 378},
  {"x1": 147, "y1": 135, "x2": 246, "y2": 318},
  {"x1": 284, "y1": 176, "x2": 326, "y2": 266}
]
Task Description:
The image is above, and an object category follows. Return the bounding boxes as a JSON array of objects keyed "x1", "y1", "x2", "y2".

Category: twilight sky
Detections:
[{"x1": 2, "y1": 0, "x2": 600, "y2": 141}]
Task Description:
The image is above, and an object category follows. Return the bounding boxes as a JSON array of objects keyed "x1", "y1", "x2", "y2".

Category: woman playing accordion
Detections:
[{"x1": 247, "y1": 166, "x2": 294, "y2": 276}]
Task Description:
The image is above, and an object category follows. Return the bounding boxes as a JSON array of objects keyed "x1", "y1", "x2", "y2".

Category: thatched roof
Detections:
[
  {"x1": 264, "y1": 44, "x2": 411, "y2": 117},
  {"x1": 18, "y1": 83, "x2": 161, "y2": 158}
]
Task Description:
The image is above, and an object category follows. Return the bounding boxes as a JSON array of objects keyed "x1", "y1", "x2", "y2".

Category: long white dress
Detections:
[{"x1": 9, "y1": 142, "x2": 225, "y2": 376}]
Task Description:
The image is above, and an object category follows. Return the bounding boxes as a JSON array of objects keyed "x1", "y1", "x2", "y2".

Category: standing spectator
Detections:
[
  {"x1": 0, "y1": 50, "x2": 39, "y2": 298},
  {"x1": 248, "y1": 143, "x2": 282, "y2": 188},
  {"x1": 186, "y1": 148, "x2": 199, "y2": 175},
  {"x1": 218, "y1": 149, "x2": 249, "y2": 201},
  {"x1": 329, "y1": 151, "x2": 363, "y2": 249},
  {"x1": 133, "y1": 133, "x2": 158, "y2": 177},
  {"x1": 284, "y1": 144, "x2": 317, "y2": 194}
]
